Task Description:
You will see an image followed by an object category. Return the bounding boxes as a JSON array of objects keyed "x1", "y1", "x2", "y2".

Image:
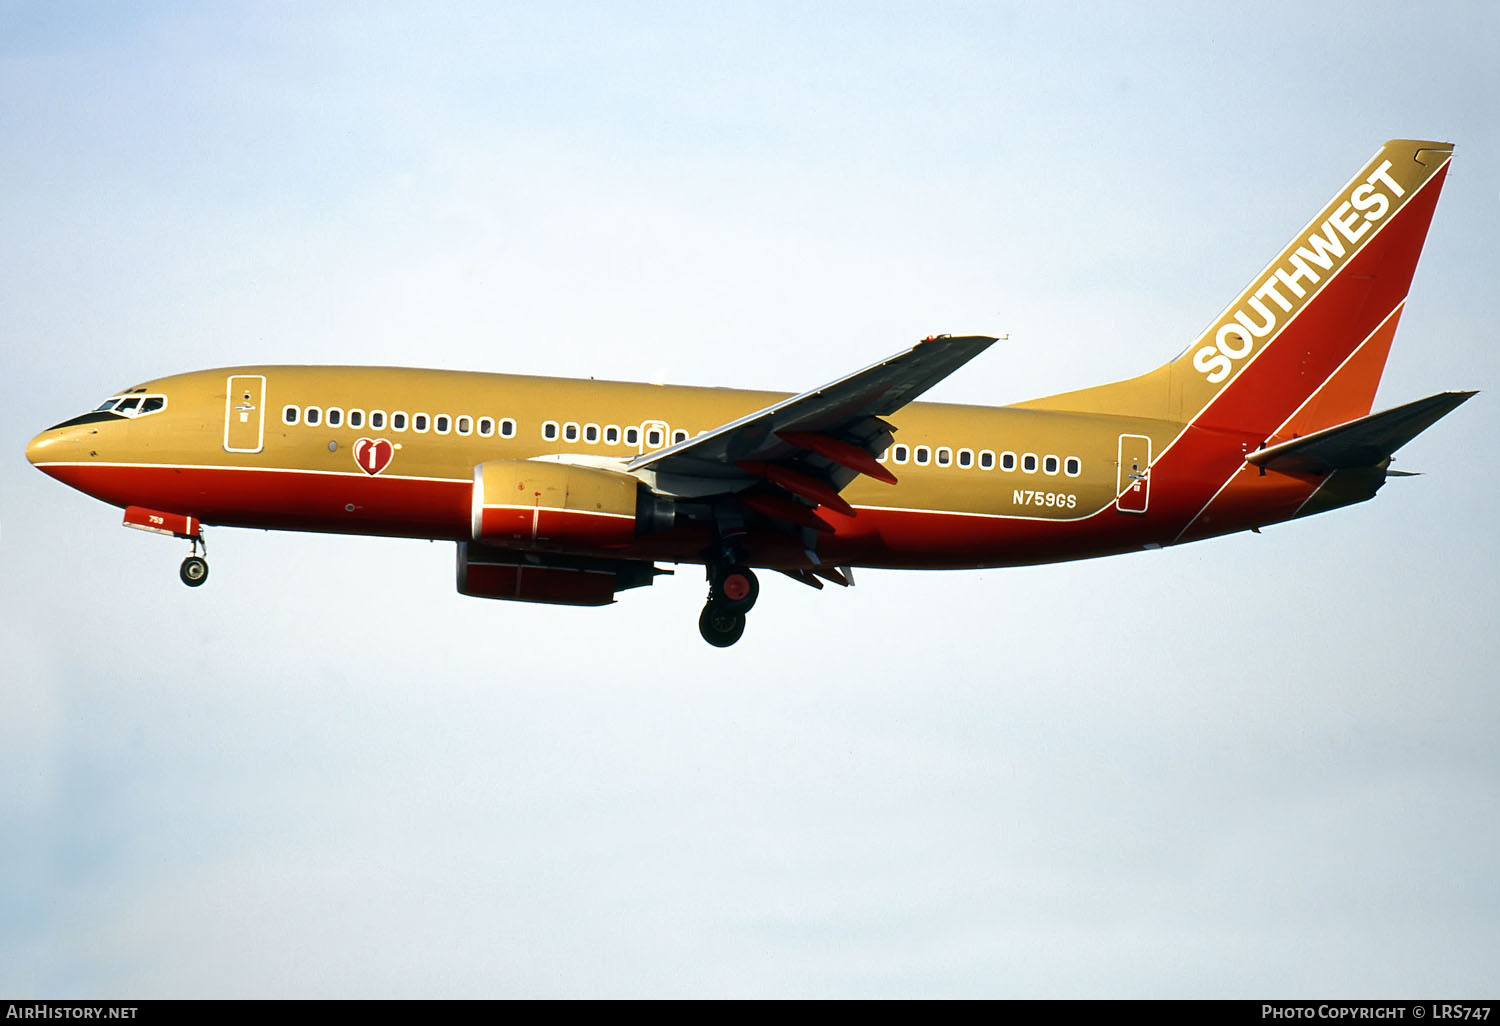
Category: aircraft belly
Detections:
[
  {"x1": 40, "y1": 463, "x2": 473, "y2": 540},
  {"x1": 685, "y1": 504, "x2": 1160, "y2": 571}
]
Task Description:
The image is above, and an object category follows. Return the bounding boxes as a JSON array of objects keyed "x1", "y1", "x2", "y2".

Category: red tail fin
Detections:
[
  {"x1": 1018, "y1": 139, "x2": 1453, "y2": 435},
  {"x1": 1175, "y1": 139, "x2": 1452, "y2": 436}
]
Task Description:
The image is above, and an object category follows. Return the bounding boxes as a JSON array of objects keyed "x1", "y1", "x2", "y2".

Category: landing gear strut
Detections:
[{"x1": 698, "y1": 562, "x2": 758, "y2": 647}]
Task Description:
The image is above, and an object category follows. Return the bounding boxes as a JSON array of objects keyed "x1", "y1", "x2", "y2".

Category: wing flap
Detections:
[{"x1": 624, "y1": 335, "x2": 998, "y2": 533}]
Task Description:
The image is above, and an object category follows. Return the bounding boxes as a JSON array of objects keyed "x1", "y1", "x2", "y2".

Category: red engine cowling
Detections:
[
  {"x1": 457, "y1": 542, "x2": 661, "y2": 606},
  {"x1": 472, "y1": 460, "x2": 648, "y2": 549}
]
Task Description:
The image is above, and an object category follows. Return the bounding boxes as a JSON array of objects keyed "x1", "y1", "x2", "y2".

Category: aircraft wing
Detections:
[
  {"x1": 1246, "y1": 391, "x2": 1476, "y2": 475},
  {"x1": 626, "y1": 335, "x2": 997, "y2": 526}
]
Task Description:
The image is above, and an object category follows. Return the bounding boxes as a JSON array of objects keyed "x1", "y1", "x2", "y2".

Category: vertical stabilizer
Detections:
[
  {"x1": 1168, "y1": 138, "x2": 1452, "y2": 433},
  {"x1": 1019, "y1": 140, "x2": 1453, "y2": 435}
]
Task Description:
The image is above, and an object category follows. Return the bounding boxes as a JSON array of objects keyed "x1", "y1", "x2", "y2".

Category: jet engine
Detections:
[{"x1": 471, "y1": 460, "x2": 672, "y2": 550}]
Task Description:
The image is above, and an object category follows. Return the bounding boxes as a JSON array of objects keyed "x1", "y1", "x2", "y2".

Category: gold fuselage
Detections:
[{"x1": 26, "y1": 362, "x2": 1336, "y2": 572}]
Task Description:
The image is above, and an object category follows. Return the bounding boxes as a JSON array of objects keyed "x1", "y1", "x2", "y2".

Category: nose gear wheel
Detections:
[{"x1": 180, "y1": 555, "x2": 209, "y2": 587}]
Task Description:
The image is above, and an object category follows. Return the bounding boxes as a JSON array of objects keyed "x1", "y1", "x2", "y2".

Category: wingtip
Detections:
[
  {"x1": 1434, "y1": 389, "x2": 1478, "y2": 409},
  {"x1": 918, "y1": 333, "x2": 1003, "y2": 344}
]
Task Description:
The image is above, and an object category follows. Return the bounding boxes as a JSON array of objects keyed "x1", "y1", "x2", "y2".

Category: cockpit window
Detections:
[{"x1": 94, "y1": 392, "x2": 169, "y2": 419}]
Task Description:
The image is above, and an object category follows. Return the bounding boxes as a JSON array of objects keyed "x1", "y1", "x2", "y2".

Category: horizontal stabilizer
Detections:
[{"x1": 1246, "y1": 391, "x2": 1476, "y2": 475}]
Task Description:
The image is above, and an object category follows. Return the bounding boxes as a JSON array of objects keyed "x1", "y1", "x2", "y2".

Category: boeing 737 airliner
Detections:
[{"x1": 26, "y1": 139, "x2": 1473, "y2": 646}]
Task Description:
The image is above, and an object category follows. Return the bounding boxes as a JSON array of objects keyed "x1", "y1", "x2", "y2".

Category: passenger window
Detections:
[
  {"x1": 646, "y1": 428, "x2": 663, "y2": 448},
  {"x1": 980, "y1": 450, "x2": 995, "y2": 470},
  {"x1": 914, "y1": 446, "x2": 930, "y2": 466},
  {"x1": 500, "y1": 418, "x2": 516, "y2": 438},
  {"x1": 457, "y1": 416, "x2": 472, "y2": 436},
  {"x1": 370, "y1": 411, "x2": 386, "y2": 429},
  {"x1": 1065, "y1": 457, "x2": 1082, "y2": 477},
  {"x1": 605, "y1": 425, "x2": 620, "y2": 444},
  {"x1": 892, "y1": 445, "x2": 909, "y2": 464},
  {"x1": 283, "y1": 405, "x2": 299, "y2": 425},
  {"x1": 564, "y1": 422, "x2": 579, "y2": 442},
  {"x1": 1043, "y1": 455, "x2": 1059, "y2": 475},
  {"x1": 1000, "y1": 451, "x2": 1016, "y2": 471},
  {"x1": 958, "y1": 449, "x2": 973, "y2": 468},
  {"x1": 672, "y1": 430, "x2": 687, "y2": 444},
  {"x1": 327, "y1": 408, "x2": 343, "y2": 428},
  {"x1": 305, "y1": 406, "x2": 321, "y2": 426},
  {"x1": 543, "y1": 421, "x2": 559, "y2": 441},
  {"x1": 348, "y1": 409, "x2": 364, "y2": 429},
  {"x1": 477, "y1": 417, "x2": 494, "y2": 437},
  {"x1": 435, "y1": 415, "x2": 451, "y2": 435},
  {"x1": 1022, "y1": 453, "x2": 1038, "y2": 473},
  {"x1": 936, "y1": 447, "x2": 951, "y2": 467},
  {"x1": 626, "y1": 426, "x2": 641, "y2": 446},
  {"x1": 392, "y1": 412, "x2": 408, "y2": 431},
  {"x1": 584, "y1": 423, "x2": 599, "y2": 443}
]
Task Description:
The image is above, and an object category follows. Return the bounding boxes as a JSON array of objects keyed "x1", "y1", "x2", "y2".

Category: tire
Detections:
[
  {"x1": 698, "y1": 601, "x2": 746, "y2": 648},
  {"x1": 180, "y1": 555, "x2": 209, "y2": 587},
  {"x1": 712, "y1": 565, "x2": 759, "y2": 613}
]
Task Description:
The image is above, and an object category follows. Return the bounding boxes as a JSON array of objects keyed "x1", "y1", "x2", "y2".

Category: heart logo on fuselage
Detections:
[{"x1": 352, "y1": 437, "x2": 394, "y2": 475}]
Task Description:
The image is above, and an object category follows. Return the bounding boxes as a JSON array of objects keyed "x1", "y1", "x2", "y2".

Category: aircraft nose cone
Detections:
[
  {"x1": 25, "y1": 430, "x2": 48, "y2": 465},
  {"x1": 26, "y1": 427, "x2": 74, "y2": 469}
]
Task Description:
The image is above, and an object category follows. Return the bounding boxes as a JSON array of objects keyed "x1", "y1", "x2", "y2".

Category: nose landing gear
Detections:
[
  {"x1": 121, "y1": 506, "x2": 210, "y2": 589},
  {"x1": 179, "y1": 534, "x2": 209, "y2": 587},
  {"x1": 180, "y1": 554, "x2": 209, "y2": 587}
]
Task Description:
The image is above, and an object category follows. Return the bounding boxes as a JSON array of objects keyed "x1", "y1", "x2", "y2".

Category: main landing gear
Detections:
[{"x1": 698, "y1": 562, "x2": 759, "y2": 648}]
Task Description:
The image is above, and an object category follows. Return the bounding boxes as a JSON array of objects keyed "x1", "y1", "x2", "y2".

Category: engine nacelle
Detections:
[
  {"x1": 457, "y1": 542, "x2": 660, "y2": 606},
  {"x1": 472, "y1": 460, "x2": 657, "y2": 550}
]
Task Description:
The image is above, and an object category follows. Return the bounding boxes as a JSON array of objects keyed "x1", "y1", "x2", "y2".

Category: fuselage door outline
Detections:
[
  {"x1": 224, "y1": 374, "x2": 267, "y2": 454},
  {"x1": 1115, "y1": 433, "x2": 1151, "y2": 514}
]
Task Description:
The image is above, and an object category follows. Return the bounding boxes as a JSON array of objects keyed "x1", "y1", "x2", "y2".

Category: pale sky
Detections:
[{"x1": 3, "y1": 1, "x2": 1498, "y2": 997}]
